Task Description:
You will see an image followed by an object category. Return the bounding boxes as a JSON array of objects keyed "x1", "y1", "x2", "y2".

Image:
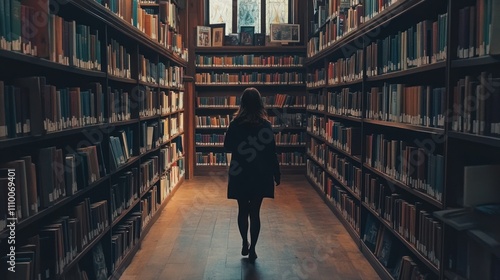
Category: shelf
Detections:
[
  {"x1": 366, "y1": 61, "x2": 446, "y2": 82},
  {"x1": 307, "y1": 131, "x2": 362, "y2": 163},
  {"x1": 362, "y1": 202, "x2": 440, "y2": 275},
  {"x1": 363, "y1": 119, "x2": 444, "y2": 134},
  {"x1": 161, "y1": 109, "x2": 185, "y2": 117},
  {"x1": 167, "y1": 131, "x2": 184, "y2": 142},
  {"x1": 363, "y1": 164, "x2": 443, "y2": 209},
  {"x1": 0, "y1": 49, "x2": 106, "y2": 77},
  {"x1": 139, "y1": 80, "x2": 159, "y2": 88},
  {"x1": 195, "y1": 126, "x2": 229, "y2": 130},
  {"x1": 57, "y1": 225, "x2": 111, "y2": 280},
  {"x1": 194, "y1": 83, "x2": 306, "y2": 88},
  {"x1": 195, "y1": 144, "x2": 306, "y2": 148},
  {"x1": 324, "y1": 166, "x2": 361, "y2": 201},
  {"x1": 108, "y1": 119, "x2": 139, "y2": 127},
  {"x1": 306, "y1": 84, "x2": 326, "y2": 90},
  {"x1": 139, "y1": 115, "x2": 161, "y2": 121},
  {"x1": 194, "y1": 165, "x2": 228, "y2": 176},
  {"x1": 195, "y1": 106, "x2": 307, "y2": 110},
  {"x1": 159, "y1": 85, "x2": 184, "y2": 91},
  {"x1": 323, "y1": 111, "x2": 362, "y2": 123},
  {"x1": 139, "y1": 3, "x2": 159, "y2": 7},
  {"x1": 306, "y1": 109, "x2": 327, "y2": 115},
  {"x1": 306, "y1": 153, "x2": 325, "y2": 168},
  {"x1": 325, "y1": 79, "x2": 363, "y2": 88},
  {"x1": 360, "y1": 240, "x2": 395, "y2": 280},
  {"x1": 194, "y1": 46, "x2": 306, "y2": 53},
  {"x1": 0, "y1": 175, "x2": 109, "y2": 238},
  {"x1": 448, "y1": 131, "x2": 500, "y2": 148},
  {"x1": 0, "y1": 123, "x2": 108, "y2": 149},
  {"x1": 451, "y1": 55, "x2": 500, "y2": 68},
  {"x1": 108, "y1": 75, "x2": 137, "y2": 84},
  {"x1": 307, "y1": 175, "x2": 360, "y2": 242},
  {"x1": 195, "y1": 65, "x2": 304, "y2": 70}
]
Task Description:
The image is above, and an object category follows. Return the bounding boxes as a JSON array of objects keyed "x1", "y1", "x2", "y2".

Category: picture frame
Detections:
[
  {"x1": 210, "y1": 23, "x2": 225, "y2": 47},
  {"x1": 239, "y1": 26, "x2": 255, "y2": 46},
  {"x1": 224, "y1": 33, "x2": 240, "y2": 46},
  {"x1": 254, "y1": 33, "x2": 265, "y2": 46},
  {"x1": 270, "y1": 24, "x2": 300, "y2": 43},
  {"x1": 196, "y1": 26, "x2": 211, "y2": 47}
]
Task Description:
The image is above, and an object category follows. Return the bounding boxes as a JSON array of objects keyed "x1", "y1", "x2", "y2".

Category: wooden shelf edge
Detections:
[
  {"x1": 365, "y1": 61, "x2": 446, "y2": 82},
  {"x1": 194, "y1": 46, "x2": 306, "y2": 53},
  {"x1": 448, "y1": 131, "x2": 500, "y2": 148},
  {"x1": 363, "y1": 119, "x2": 444, "y2": 134}
]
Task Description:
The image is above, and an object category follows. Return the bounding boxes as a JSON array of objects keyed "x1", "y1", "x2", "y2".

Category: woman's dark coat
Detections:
[{"x1": 223, "y1": 118, "x2": 281, "y2": 199}]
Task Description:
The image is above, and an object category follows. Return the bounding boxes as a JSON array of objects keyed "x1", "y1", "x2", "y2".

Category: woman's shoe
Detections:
[
  {"x1": 248, "y1": 248, "x2": 257, "y2": 261},
  {"x1": 241, "y1": 243, "x2": 249, "y2": 256}
]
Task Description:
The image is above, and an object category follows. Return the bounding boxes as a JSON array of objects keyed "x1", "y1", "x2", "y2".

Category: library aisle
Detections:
[{"x1": 121, "y1": 175, "x2": 379, "y2": 280}]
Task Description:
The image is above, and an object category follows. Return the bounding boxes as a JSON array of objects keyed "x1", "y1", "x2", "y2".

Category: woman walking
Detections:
[{"x1": 223, "y1": 87, "x2": 281, "y2": 261}]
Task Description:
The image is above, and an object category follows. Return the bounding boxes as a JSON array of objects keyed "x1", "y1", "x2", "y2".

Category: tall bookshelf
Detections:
[
  {"x1": 306, "y1": 0, "x2": 500, "y2": 279},
  {"x1": 193, "y1": 46, "x2": 308, "y2": 176},
  {"x1": 0, "y1": 0, "x2": 189, "y2": 279}
]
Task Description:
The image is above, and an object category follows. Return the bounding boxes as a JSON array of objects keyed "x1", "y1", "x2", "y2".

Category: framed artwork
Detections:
[
  {"x1": 240, "y1": 26, "x2": 255, "y2": 46},
  {"x1": 224, "y1": 33, "x2": 240, "y2": 46},
  {"x1": 270, "y1": 23, "x2": 300, "y2": 43},
  {"x1": 210, "y1": 23, "x2": 225, "y2": 47},
  {"x1": 254, "y1": 33, "x2": 265, "y2": 46},
  {"x1": 196, "y1": 26, "x2": 211, "y2": 47}
]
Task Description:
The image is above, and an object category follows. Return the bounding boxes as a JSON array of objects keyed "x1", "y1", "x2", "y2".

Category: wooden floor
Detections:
[{"x1": 121, "y1": 174, "x2": 380, "y2": 280}]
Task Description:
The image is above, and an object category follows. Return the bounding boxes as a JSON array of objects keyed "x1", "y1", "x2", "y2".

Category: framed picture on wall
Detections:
[
  {"x1": 210, "y1": 23, "x2": 225, "y2": 47},
  {"x1": 224, "y1": 33, "x2": 240, "y2": 46},
  {"x1": 196, "y1": 26, "x2": 211, "y2": 47},
  {"x1": 254, "y1": 33, "x2": 265, "y2": 46},
  {"x1": 240, "y1": 26, "x2": 255, "y2": 46},
  {"x1": 270, "y1": 24, "x2": 300, "y2": 43}
]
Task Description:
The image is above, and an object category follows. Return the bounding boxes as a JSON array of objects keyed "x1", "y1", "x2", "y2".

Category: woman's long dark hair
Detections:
[{"x1": 234, "y1": 87, "x2": 268, "y2": 123}]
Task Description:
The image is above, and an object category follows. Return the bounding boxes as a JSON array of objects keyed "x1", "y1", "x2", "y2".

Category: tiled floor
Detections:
[{"x1": 121, "y1": 174, "x2": 380, "y2": 280}]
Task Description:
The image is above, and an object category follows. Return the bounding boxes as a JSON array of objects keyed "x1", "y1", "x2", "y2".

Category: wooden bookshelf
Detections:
[{"x1": 0, "y1": 0, "x2": 189, "y2": 279}]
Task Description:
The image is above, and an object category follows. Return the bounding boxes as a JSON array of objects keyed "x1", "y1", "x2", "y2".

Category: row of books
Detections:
[
  {"x1": 278, "y1": 152, "x2": 306, "y2": 166},
  {"x1": 195, "y1": 152, "x2": 306, "y2": 166},
  {"x1": 0, "y1": 143, "x2": 106, "y2": 226},
  {"x1": 137, "y1": 89, "x2": 184, "y2": 117},
  {"x1": 0, "y1": 2, "x2": 101, "y2": 70},
  {"x1": 456, "y1": 0, "x2": 500, "y2": 58},
  {"x1": 111, "y1": 168, "x2": 139, "y2": 221},
  {"x1": 160, "y1": 139, "x2": 183, "y2": 171},
  {"x1": 158, "y1": 63, "x2": 184, "y2": 89},
  {"x1": 195, "y1": 54, "x2": 305, "y2": 67},
  {"x1": 107, "y1": 38, "x2": 132, "y2": 79},
  {"x1": 196, "y1": 94, "x2": 307, "y2": 108},
  {"x1": 327, "y1": 49, "x2": 364, "y2": 85},
  {"x1": 307, "y1": 92, "x2": 326, "y2": 111},
  {"x1": 194, "y1": 71, "x2": 305, "y2": 85},
  {"x1": 139, "y1": 55, "x2": 158, "y2": 84},
  {"x1": 110, "y1": 160, "x2": 184, "y2": 272},
  {"x1": 108, "y1": 88, "x2": 132, "y2": 123},
  {"x1": 308, "y1": 0, "x2": 398, "y2": 57},
  {"x1": 327, "y1": 89, "x2": 363, "y2": 118},
  {"x1": 366, "y1": 84, "x2": 447, "y2": 128},
  {"x1": 327, "y1": 177, "x2": 361, "y2": 233},
  {"x1": 307, "y1": 115, "x2": 362, "y2": 155},
  {"x1": 158, "y1": 0, "x2": 179, "y2": 31},
  {"x1": 109, "y1": 129, "x2": 133, "y2": 172},
  {"x1": 308, "y1": 140, "x2": 362, "y2": 197},
  {"x1": 364, "y1": 175, "x2": 442, "y2": 268},
  {"x1": 268, "y1": 113, "x2": 307, "y2": 127},
  {"x1": 159, "y1": 27, "x2": 187, "y2": 59},
  {"x1": 139, "y1": 156, "x2": 159, "y2": 195},
  {"x1": 326, "y1": 150, "x2": 362, "y2": 196},
  {"x1": 111, "y1": 214, "x2": 142, "y2": 273},
  {"x1": 0, "y1": 199, "x2": 109, "y2": 280},
  {"x1": 365, "y1": 134, "x2": 445, "y2": 202},
  {"x1": 306, "y1": 68, "x2": 326, "y2": 87},
  {"x1": 0, "y1": 79, "x2": 105, "y2": 138},
  {"x1": 196, "y1": 114, "x2": 231, "y2": 128},
  {"x1": 366, "y1": 13, "x2": 448, "y2": 76},
  {"x1": 451, "y1": 72, "x2": 500, "y2": 136},
  {"x1": 274, "y1": 132, "x2": 306, "y2": 145}
]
